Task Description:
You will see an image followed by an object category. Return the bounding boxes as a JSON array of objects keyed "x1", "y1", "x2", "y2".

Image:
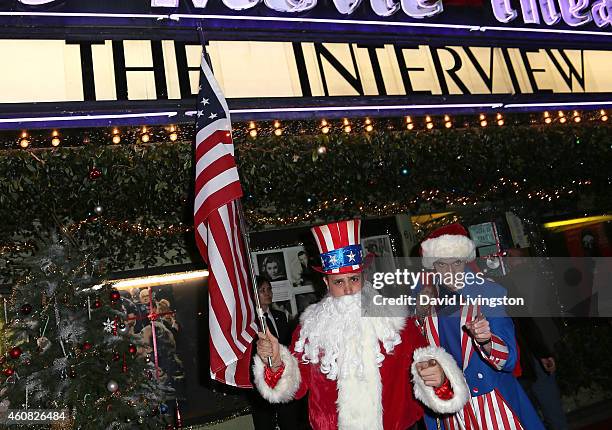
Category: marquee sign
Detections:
[
  {"x1": 0, "y1": 0, "x2": 610, "y2": 36},
  {"x1": 0, "y1": 37, "x2": 610, "y2": 127}
]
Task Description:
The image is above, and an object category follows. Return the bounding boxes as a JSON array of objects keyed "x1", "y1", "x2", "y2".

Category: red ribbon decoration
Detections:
[
  {"x1": 263, "y1": 364, "x2": 285, "y2": 388},
  {"x1": 434, "y1": 378, "x2": 454, "y2": 400},
  {"x1": 125, "y1": 287, "x2": 175, "y2": 380}
]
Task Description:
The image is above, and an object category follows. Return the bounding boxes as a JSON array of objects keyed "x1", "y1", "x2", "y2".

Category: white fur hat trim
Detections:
[{"x1": 421, "y1": 234, "x2": 476, "y2": 269}]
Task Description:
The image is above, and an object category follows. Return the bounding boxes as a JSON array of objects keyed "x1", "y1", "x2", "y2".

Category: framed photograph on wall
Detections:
[
  {"x1": 254, "y1": 251, "x2": 288, "y2": 282},
  {"x1": 252, "y1": 246, "x2": 319, "y2": 317},
  {"x1": 361, "y1": 234, "x2": 396, "y2": 273}
]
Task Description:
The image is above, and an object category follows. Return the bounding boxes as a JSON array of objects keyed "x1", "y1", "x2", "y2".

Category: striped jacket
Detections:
[{"x1": 418, "y1": 276, "x2": 545, "y2": 430}]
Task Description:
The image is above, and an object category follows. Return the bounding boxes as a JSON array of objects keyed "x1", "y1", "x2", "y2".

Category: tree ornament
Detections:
[
  {"x1": 82, "y1": 342, "x2": 92, "y2": 351},
  {"x1": 118, "y1": 322, "x2": 129, "y2": 335},
  {"x1": 36, "y1": 337, "x2": 51, "y2": 353},
  {"x1": 102, "y1": 318, "x2": 115, "y2": 333},
  {"x1": 93, "y1": 297, "x2": 102, "y2": 309},
  {"x1": 159, "y1": 403, "x2": 169, "y2": 414},
  {"x1": 128, "y1": 344, "x2": 137, "y2": 355},
  {"x1": 3, "y1": 368, "x2": 14, "y2": 376},
  {"x1": 8, "y1": 347, "x2": 22, "y2": 359},
  {"x1": 20, "y1": 304, "x2": 32, "y2": 315},
  {"x1": 88, "y1": 167, "x2": 102, "y2": 180},
  {"x1": 106, "y1": 380, "x2": 119, "y2": 393},
  {"x1": 109, "y1": 290, "x2": 120, "y2": 303}
]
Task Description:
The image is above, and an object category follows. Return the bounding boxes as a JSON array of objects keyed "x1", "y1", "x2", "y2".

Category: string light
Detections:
[
  {"x1": 140, "y1": 126, "x2": 150, "y2": 143},
  {"x1": 343, "y1": 118, "x2": 351, "y2": 133},
  {"x1": 544, "y1": 111, "x2": 552, "y2": 124},
  {"x1": 496, "y1": 113, "x2": 504, "y2": 126},
  {"x1": 479, "y1": 113, "x2": 487, "y2": 127},
  {"x1": 425, "y1": 115, "x2": 434, "y2": 130},
  {"x1": 406, "y1": 116, "x2": 414, "y2": 130},
  {"x1": 273, "y1": 120, "x2": 283, "y2": 136},
  {"x1": 51, "y1": 130, "x2": 61, "y2": 147},
  {"x1": 558, "y1": 111, "x2": 566, "y2": 124},
  {"x1": 320, "y1": 119, "x2": 330, "y2": 134},
  {"x1": 248, "y1": 121, "x2": 258, "y2": 138},
  {"x1": 168, "y1": 125, "x2": 178, "y2": 141},
  {"x1": 112, "y1": 127, "x2": 121, "y2": 144},
  {"x1": 444, "y1": 115, "x2": 452, "y2": 128},
  {"x1": 572, "y1": 110, "x2": 581, "y2": 123},
  {"x1": 601, "y1": 109, "x2": 608, "y2": 122},
  {"x1": 364, "y1": 118, "x2": 373, "y2": 132},
  {"x1": 19, "y1": 130, "x2": 29, "y2": 148},
  {"x1": 317, "y1": 145, "x2": 327, "y2": 154}
]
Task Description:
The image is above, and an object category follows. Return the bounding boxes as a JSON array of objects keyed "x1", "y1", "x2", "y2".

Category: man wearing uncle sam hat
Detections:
[
  {"x1": 418, "y1": 223, "x2": 544, "y2": 430},
  {"x1": 253, "y1": 219, "x2": 469, "y2": 430}
]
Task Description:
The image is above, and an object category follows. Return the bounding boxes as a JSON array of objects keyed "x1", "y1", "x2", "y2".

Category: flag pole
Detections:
[
  {"x1": 236, "y1": 200, "x2": 273, "y2": 368},
  {"x1": 196, "y1": 23, "x2": 271, "y2": 367}
]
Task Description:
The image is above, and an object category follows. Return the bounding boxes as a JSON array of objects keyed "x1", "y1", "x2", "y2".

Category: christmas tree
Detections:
[{"x1": 0, "y1": 233, "x2": 174, "y2": 429}]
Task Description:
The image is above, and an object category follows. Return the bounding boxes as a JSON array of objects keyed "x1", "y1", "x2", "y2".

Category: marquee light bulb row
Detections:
[
  {"x1": 17, "y1": 125, "x2": 180, "y2": 148},
  {"x1": 10, "y1": 110, "x2": 609, "y2": 148}
]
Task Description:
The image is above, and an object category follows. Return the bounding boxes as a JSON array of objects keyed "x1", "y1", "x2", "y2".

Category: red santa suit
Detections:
[
  {"x1": 253, "y1": 219, "x2": 469, "y2": 430},
  {"x1": 253, "y1": 297, "x2": 469, "y2": 430}
]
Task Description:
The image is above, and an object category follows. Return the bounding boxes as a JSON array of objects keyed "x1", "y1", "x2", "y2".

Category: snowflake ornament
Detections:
[{"x1": 102, "y1": 318, "x2": 114, "y2": 333}]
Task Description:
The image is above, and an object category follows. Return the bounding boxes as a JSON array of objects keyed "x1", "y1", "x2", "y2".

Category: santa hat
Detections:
[
  {"x1": 311, "y1": 219, "x2": 363, "y2": 275},
  {"x1": 420, "y1": 223, "x2": 476, "y2": 269}
]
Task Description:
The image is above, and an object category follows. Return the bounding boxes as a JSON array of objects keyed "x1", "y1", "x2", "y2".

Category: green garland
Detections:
[{"x1": 0, "y1": 123, "x2": 610, "y2": 272}]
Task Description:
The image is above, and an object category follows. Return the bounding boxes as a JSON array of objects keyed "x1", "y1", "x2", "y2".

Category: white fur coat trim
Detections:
[
  {"x1": 336, "y1": 324, "x2": 384, "y2": 430},
  {"x1": 253, "y1": 344, "x2": 301, "y2": 403},
  {"x1": 412, "y1": 346, "x2": 470, "y2": 414}
]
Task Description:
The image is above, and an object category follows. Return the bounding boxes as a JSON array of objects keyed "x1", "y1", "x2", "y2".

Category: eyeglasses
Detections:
[{"x1": 433, "y1": 260, "x2": 465, "y2": 270}]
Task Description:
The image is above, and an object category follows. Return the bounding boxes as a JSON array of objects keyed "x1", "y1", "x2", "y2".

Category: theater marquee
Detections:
[{"x1": 1, "y1": 38, "x2": 609, "y2": 105}]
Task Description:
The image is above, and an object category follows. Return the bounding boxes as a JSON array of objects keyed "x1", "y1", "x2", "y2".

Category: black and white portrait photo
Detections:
[{"x1": 256, "y1": 252, "x2": 287, "y2": 282}]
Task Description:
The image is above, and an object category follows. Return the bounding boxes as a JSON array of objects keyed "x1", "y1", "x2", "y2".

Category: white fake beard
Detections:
[{"x1": 294, "y1": 291, "x2": 405, "y2": 381}]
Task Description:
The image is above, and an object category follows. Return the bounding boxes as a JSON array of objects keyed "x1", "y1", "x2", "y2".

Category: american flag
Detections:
[{"x1": 194, "y1": 53, "x2": 258, "y2": 388}]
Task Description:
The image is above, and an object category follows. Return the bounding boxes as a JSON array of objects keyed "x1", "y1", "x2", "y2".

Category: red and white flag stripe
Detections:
[{"x1": 194, "y1": 54, "x2": 257, "y2": 388}]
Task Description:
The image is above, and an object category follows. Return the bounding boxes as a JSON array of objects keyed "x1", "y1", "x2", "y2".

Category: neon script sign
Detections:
[
  {"x1": 8, "y1": 0, "x2": 612, "y2": 28},
  {"x1": 152, "y1": 0, "x2": 444, "y2": 17},
  {"x1": 491, "y1": 0, "x2": 612, "y2": 28}
]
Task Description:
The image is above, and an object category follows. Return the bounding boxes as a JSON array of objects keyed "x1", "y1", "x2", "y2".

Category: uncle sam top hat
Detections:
[{"x1": 310, "y1": 219, "x2": 363, "y2": 275}]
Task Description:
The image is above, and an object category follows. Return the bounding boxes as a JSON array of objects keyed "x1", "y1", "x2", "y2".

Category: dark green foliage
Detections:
[
  {"x1": 0, "y1": 234, "x2": 172, "y2": 429},
  {"x1": 0, "y1": 124, "x2": 610, "y2": 273}
]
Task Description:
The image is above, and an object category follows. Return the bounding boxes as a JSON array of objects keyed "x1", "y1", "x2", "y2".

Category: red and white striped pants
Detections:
[{"x1": 439, "y1": 389, "x2": 525, "y2": 430}]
